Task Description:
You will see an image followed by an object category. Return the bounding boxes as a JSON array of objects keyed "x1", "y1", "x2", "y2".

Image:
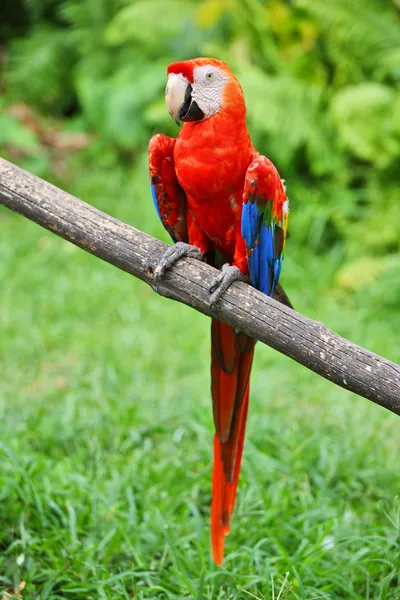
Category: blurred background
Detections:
[{"x1": 0, "y1": 1, "x2": 399, "y2": 598}]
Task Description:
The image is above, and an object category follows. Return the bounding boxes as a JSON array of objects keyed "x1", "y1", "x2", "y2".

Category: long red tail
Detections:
[{"x1": 210, "y1": 319, "x2": 255, "y2": 565}]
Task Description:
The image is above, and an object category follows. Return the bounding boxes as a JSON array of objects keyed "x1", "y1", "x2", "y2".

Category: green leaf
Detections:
[
  {"x1": 0, "y1": 114, "x2": 39, "y2": 151},
  {"x1": 5, "y1": 26, "x2": 76, "y2": 110},
  {"x1": 105, "y1": 0, "x2": 195, "y2": 46},
  {"x1": 331, "y1": 83, "x2": 400, "y2": 167},
  {"x1": 335, "y1": 257, "x2": 389, "y2": 291}
]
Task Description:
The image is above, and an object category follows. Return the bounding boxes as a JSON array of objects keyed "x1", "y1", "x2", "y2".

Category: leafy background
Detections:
[{"x1": 0, "y1": 0, "x2": 399, "y2": 598}]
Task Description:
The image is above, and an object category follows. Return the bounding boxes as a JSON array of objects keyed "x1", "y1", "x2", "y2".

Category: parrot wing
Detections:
[
  {"x1": 242, "y1": 155, "x2": 289, "y2": 296},
  {"x1": 149, "y1": 134, "x2": 188, "y2": 243}
]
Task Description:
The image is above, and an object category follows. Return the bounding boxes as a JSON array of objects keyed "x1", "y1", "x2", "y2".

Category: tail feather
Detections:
[
  {"x1": 211, "y1": 323, "x2": 239, "y2": 443},
  {"x1": 210, "y1": 319, "x2": 255, "y2": 565},
  {"x1": 210, "y1": 283, "x2": 291, "y2": 566},
  {"x1": 211, "y1": 388, "x2": 250, "y2": 564}
]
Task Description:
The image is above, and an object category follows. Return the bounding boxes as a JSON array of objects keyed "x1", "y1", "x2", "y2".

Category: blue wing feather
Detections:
[
  {"x1": 242, "y1": 201, "x2": 260, "y2": 287},
  {"x1": 241, "y1": 157, "x2": 287, "y2": 297},
  {"x1": 259, "y1": 224, "x2": 274, "y2": 295},
  {"x1": 248, "y1": 242, "x2": 259, "y2": 289},
  {"x1": 242, "y1": 203, "x2": 278, "y2": 296},
  {"x1": 151, "y1": 183, "x2": 161, "y2": 221},
  {"x1": 242, "y1": 201, "x2": 259, "y2": 251},
  {"x1": 151, "y1": 182, "x2": 178, "y2": 243}
]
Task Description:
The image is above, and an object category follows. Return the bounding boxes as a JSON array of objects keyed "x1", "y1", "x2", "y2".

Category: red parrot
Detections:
[{"x1": 149, "y1": 58, "x2": 291, "y2": 566}]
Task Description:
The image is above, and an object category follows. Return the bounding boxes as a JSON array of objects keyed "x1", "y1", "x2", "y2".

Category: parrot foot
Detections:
[
  {"x1": 209, "y1": 264, "x2": 247, "y2": 306},
  {"x1": 153, "y1": 242, "x2": 203, "y2": 284}
]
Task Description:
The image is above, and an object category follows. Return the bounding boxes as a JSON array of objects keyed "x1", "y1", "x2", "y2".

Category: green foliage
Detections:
[
  {"x1": 295, "y1": 0, "x2": 400, "y2": 82},
  {"x1": 0, "y1": 105, "x2": 39, "y2": 151},
  {"x1": 105, "y1": 0, "x2": 196, "y2": 46},
  {"x1": 5, "y1": 26, "x2": 76, "y2": 111},
  {"x1": 331, "y1": 84, "x2": 400, "y2": 167}
]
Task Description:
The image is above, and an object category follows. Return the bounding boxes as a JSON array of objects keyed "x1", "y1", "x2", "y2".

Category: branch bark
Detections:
[{"x1": 1, "y1": 157, "x2": 399, "y2": 415}]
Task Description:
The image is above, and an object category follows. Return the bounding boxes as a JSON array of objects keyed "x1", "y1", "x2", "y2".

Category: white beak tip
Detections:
[{"x1": 165, "y1": 73, "x2": 188, "y2": 126}]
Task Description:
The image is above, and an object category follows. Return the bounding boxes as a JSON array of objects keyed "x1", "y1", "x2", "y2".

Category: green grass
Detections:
[{"x1": 0, "y1": 152, "x2": 399, "y2": 599}]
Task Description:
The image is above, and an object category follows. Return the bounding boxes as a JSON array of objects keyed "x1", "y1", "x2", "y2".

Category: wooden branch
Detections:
[{"x1": 1, "y1": 156, "x2": 399, "y2": 416}]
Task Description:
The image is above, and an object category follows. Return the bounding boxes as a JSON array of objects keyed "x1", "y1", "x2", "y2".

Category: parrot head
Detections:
[{"x1": 165, "y1": 58, "x2": 245, "y2": 125}]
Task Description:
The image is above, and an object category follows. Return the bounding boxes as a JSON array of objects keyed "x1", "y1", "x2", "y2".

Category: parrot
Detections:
[{"x1": 148, "y1": 58, "x2": 291, "y2": 566}]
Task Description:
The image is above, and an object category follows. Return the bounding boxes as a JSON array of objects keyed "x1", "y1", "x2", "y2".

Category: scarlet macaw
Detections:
[{"x1": 149, "y1": 58, "x2": 291, "y2": 566}]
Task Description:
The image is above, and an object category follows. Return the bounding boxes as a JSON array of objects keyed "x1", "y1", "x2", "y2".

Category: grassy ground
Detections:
[{"x1": 0, "y1": 152, "x2": 399, "y2": 599}]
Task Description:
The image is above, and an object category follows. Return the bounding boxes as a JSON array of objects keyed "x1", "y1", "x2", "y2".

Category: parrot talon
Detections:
[
  {"x1": 209, "y1": 264, "x2": 246, "y2": 306},
  {"x1": 153, "y1": 242, "x2": 203, "y2": 284}
]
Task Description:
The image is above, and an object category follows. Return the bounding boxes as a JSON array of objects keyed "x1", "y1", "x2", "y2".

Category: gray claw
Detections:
[
  {"x1": 209, "y1": 264, "x2": 246, "y2": 306},
  {"x1": 153, "y1": 242, "x2": 203, "y2": 284}
]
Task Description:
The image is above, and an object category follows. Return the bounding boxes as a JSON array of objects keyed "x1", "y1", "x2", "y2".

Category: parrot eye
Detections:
[{"x1": 206, "y1": 72, "x2": 214, "y2": 81}]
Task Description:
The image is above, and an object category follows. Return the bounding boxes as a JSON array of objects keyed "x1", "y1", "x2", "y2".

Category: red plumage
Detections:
[{"x1": 149, "y1": 58, "x2": 290, "y2": 565}]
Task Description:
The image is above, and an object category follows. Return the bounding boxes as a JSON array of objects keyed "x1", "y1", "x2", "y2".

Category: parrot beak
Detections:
[{"x1": 165, "y1": 74, "x2": 204, "y2": 125}]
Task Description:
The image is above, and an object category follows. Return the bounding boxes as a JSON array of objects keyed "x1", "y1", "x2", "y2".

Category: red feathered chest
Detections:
[{"x1": 173, "y1": 116, "x2": 254, "y2": 256}]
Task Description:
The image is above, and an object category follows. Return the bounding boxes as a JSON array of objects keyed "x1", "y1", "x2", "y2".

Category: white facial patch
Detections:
[{"x1": 191, "y1": 65, "x2": 228, "y2": 119}]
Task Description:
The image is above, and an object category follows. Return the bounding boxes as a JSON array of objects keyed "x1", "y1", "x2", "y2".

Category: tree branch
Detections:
[{"x1": 1, "y1": 157, "x2": 399, "y2": 415}]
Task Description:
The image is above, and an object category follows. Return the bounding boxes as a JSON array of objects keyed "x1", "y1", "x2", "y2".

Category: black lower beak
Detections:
[{"x1": 179, "y1": 84, "x2": 204, "y2": 123}]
